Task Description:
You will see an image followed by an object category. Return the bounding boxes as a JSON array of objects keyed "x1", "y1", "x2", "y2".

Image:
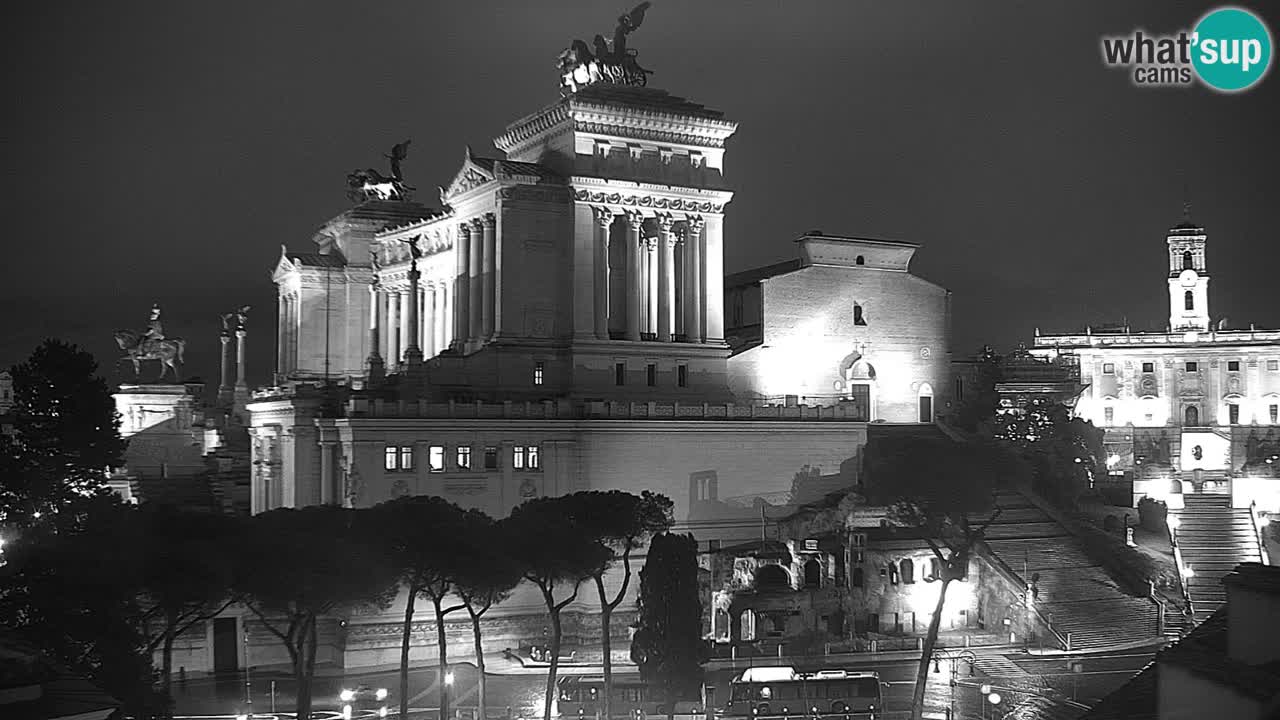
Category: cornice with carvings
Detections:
[
  {"x1": 571, "y1": 187, "x2": 729, "y2": 215},
  {"x1": 494, "y1": 102, "x2": 573, "y2": 154},
  {"x1": 498, "y1": 185, "x2": 574, "y2": 205}
]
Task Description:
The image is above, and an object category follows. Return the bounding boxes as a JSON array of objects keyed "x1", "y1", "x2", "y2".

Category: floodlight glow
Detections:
[
  {"x1": 343, "y1": 704, "x2": 353, "y2": 720},
  {"x1": 1183, "y1": 565, "x2": 1195, "y2": 578},
  {"x1": 376, "y1": 688, "x2": 388, "y2": 700},
  {"x1": 1107, "y1": 454, "x2": 1121, "y2": 468},
  {"x1": 340, "y1": 689, "x2": 355, "y2": 702},
  {"x1": 1168, "y1": 515, "x2": 1181, "y2": 530}
]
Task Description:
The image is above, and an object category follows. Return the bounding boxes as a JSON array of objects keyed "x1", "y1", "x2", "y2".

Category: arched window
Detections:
[
  {"x1": 853, "y1": 304, "x2": 867, "y2": 326},
  {"x1": 1185, "y1": 291, "x2": 1194, "y2": 311},
  {"x1": 803, "y1": 559, "x2": 821, "y2": 588},
  {"x1": 852, "y1": 567, "x2": 865, "y2": 587},
  {"x1": 1183, "y1": 251, "x2": 1194, "y2": 270},
  {"x1": 855, "y1": 255, "x2": 865, "y2": 266},
  {"x1": 928, "y1": 557, "x2": 942, "y2": 582},
  {"x1": 900, "y1": 559, "x2": 915, "y2": 584}
]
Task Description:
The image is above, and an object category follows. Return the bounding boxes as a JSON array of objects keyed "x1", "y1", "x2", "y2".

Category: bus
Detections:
[
  {"x1": 721, "y1": 667, "x2": 885, "y2": 720},
  {"x1": 557, "y1": 674, "x2": 705, "y2": 719}
]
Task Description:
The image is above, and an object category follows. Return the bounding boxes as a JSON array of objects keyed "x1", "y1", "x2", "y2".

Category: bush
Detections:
[{"x1": 1138, "y1": 498, "x2": 1168, "y2": 533}]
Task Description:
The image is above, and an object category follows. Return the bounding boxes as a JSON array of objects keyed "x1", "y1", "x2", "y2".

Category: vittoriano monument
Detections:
[
  {"x1": 347, "y1": 139, "x2": 413, "y2": 202},
  {"x1": 557, "y1": 2, "x2": 654, "y2": 94},
  {"x1": 114, "y1": 303, "x2": 187, "y2": 381}
]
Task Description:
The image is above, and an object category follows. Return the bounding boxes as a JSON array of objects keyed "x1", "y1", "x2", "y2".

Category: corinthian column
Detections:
[
  {"x1": 387, "y1": 287, "x2": 400, "y2": 364},
  {"x1": 422, "y1": 282, "x2": 435, "y2": 357},
  {"x1": 646, "y1": 237, "x2": 659, "y2": 337},
  {"x1": 404, "y1": 257, "x2": 422, "y2": 367},
  {"x1": 593, "y1": 207, "x2": 614, "y2": 340},
  {"x1": 468, "y1": 219, "x2": 484, "y2": 343},
  {"x1": 686, "y1": 216, "x2": 705, "y2": 343},
  {"x1": 235, "y1": 328, "x2": 248, "y2": 389},
  {"x1": 703, "y1": 215, "x2": 726, "y2": 343},
  {"x1": 454, "y1": 224, "x2": 471, "y2": 351},
  {"x1": 626, "y1": 212, "x2": 643, "y2": 341},
  {"x1": 657, "y1": 214, "x2": 676, "y2": 342},
  {"x1": 367, "y1": 283, "x2": 384, "y2": 382},
  {"x1": 276, "y1": 295, "x2": 287, "y2": 376},
  {"x1": 481, "y1": 213, "x2": 496, "y2": 341},
  {"x1": 219, "y1": 331, "x2": 233, "y2": 406}
]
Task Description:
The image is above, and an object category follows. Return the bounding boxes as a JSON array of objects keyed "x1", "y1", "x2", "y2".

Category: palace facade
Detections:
[{"x1": 1032, "y1": 216, "x2": 1280, "y2": 513}]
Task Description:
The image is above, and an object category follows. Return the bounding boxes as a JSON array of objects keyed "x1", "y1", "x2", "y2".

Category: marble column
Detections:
[
  {"x1": 657, "y1": 214, "x2": 677, "y2": 342},
  {"x1": 276, "y1": 297, "x2": 286, "y2": 376},
  {"x1": 481, "y1": 213, "x2": 496, "y2": 340},
  {"x1": 219, "y1": 332, "x2": 233, "y2": 404},
  {"x1": 422, "y1": 282, "x2": 435, "y2": 357},
  {"x1": 702, "y1": 215, "x2": 726, "y2": 343},
  {"x1": 235, "y1": 328, "x2": 248, "y2": 389},
  {"x1": 469, "y1": 218, "x2": 484, "y2": 343},
  {"x1": 319, "y1": 441, "x2": 336, "y2": 505},
  {"x1": 387, "y1": 288, "x2": 400, "y2": 365},
  {"x1": 441, "y1": 282, "x2": 452, "y2": 349},
  {"x1": 367, "y1": 285, "x2": 384, "y2": 381},
  {"x1": 686, "y1": 217, "x2": 705, "y2": 343},
  {"x1": 405, "y1": 259, "x2": 422, "y2": 365},
  {"x1": 626, "y1": 212, "x2": 643, "y2": 341},
  {"x1": 399, "y1": 289, "x2": 413, "y2": 363},
  {"x1": 454, "y1": 224, "x2": 471, "y2": 351},
  {"x1": 646, "y1": 237, "x2": 659, "y2": 337},
  {"x1": 593, "y1": 207, "x2": 614, "y2": 340}
]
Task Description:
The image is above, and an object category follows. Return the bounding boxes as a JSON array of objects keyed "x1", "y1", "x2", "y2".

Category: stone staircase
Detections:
[
  {"x1": 1172, "y1": 493, "x2": 1264, "y2": 624},
  {"x1": 981, "y1": 492, "x2": 1161, "y2": 650}
]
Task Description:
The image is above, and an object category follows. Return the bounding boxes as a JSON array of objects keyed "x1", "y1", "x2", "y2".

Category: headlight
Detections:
[
  {"x1": 379, "y1": 708, "x2": 388, "y2": 718},
  {"x1": 343, "y1": 704, "x2": 353, "y2": 720},
  {"x1": 376, "y1": 688, "x2": 389, "y2": 701},
  {"x1": 340, "y1": 689, "x2": 355, "y2": 702}
]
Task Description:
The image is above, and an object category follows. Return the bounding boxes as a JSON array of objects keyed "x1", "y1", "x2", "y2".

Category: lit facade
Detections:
[{"x1": 1033, "y1": 217, "x2": 1280, "y2": 512}]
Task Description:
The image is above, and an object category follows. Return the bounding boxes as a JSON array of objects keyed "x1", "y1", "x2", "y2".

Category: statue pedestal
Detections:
[{"x1": 114, "y1": 383, "x2": 211, "y2": 478}]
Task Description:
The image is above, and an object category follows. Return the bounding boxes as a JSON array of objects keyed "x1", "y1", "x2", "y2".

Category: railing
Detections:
[
  {"x1": 340, "y1": 398, "x2": 873, "y2": 422},
  {"x1": 1250, "y1": 500, "x2": 1271, "y2": 566},
  {"x1": 1168, "y1": 514, "x2": 1196, "y2": 621}
]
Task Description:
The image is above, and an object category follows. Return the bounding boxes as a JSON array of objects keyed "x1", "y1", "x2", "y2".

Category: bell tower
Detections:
[{"x1": 1167, "y1": 205, "x2": 1209, "y2": 332}]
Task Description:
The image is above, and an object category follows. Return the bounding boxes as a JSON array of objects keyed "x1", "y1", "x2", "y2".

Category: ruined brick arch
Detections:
[{"x1": 755, "y1": 564, "x2": 791, "y2": 590}]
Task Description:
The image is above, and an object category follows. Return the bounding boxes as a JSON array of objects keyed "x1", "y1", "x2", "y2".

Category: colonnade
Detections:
[
  {"x1": 593, "y1": 208, "x2": 713, "y2": 343},
  {"x1": 370, "y1": 280, "x2": 454, "y2": 366}
]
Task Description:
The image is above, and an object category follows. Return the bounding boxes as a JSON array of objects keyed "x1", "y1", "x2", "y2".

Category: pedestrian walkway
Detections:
[{"x1": 1172, "y1": 493, "x2": 1264, "y2": 625}]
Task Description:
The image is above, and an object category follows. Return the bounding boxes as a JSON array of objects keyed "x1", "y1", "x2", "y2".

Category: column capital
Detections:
[
  {"x1": 469, "y1": 217, "x2": 485, "y2": 231},
  {"x1": 626, "y1": 211, "x2": 645, "y2": 231},
  {"x1": 593, "y1": 206, "x2": 616, "y2": 228},
  {"x1": 482, "y1": 212, "x2": 496, "y2": 228},
  {"x1": 685, "y1": 214, "x2": 705, "y2": 233},
  {"x1": 458, "y1": 222, "x2": 473, "y2": 237},
  {"x1": 643, "y1": 236, "x2": 659, "y2": 250},
  {"x1": 235, "y1": 329, "x2": 247, "y2": 339},
  {"x1": 656, "y1": 213, "x2": 677, "y2": 233}
]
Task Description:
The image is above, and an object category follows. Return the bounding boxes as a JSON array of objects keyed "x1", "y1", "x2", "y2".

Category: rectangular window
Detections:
[
  {"x1": 484, "y1": 446, "x2": 498, "y2": 470},
  {"x1": 954, "y1": 377, "x2": 964, "y2": 401},
  {"x1": 647, "y1": 364, "x2": 656, "y2": 387},
  {"x1": 384, "y1": 446, "x2": 398, "y2": 471},
  {"x1": 1229, "y1": 404, "x2": 1240, "y2": 425},
  {"x1": 533, "y1": 361, "x2": 545, "y2": 386},
  {"x1": 398, "y1": 446, "x2": 414, "y2": 471},
  {"x1": 1186, "y1": 362, "x2": 1198, "y2": 372},
  {"x1": 1142, "y1": 362, "x2": 1154, "y2": 373},
  {"x1": 615, "y1": 362, "x2": 626, "y2": 386},
  {"x1": 677, "y1": 365, "x2": 688, "y2": 388},
  {"x1": 1228, "y1": 360, "x2": 1241, "y2": 372},
  {"x1": 429, "y1": 446, "x2": 445, "y2": 472},
  {"x1": 1104, "y1": 407, "x2": 1114, "y2": 425},
  {"x1": 456, "y1": 446, "x2": 472, "y2": 470},
  {"x1": 1103, "y1": 363, "x2": 1115, "y2": 374},
  {"x1": 1270, "y1": 360, "x2": 1279, "y2": 372},
  {"x1": 1271, "y1": 405, "x2": 1278, "y2": 424},
  {"x1": 513, "y1": 445, "x2": 541, "y2": 470}
]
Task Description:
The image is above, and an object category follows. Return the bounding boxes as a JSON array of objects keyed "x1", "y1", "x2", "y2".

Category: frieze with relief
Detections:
[{"x1": 573, "y1": 189, "x2": 722, "y2": 214}]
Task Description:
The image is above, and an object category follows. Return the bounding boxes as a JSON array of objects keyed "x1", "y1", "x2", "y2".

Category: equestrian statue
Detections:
[{"x1": 114, "y1": 303, "x2": 187, "y2": 382}]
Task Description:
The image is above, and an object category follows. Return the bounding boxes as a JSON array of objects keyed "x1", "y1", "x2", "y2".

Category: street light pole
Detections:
[{"x1": 244, "y1": 627, "x2": 252, "y2": 719}]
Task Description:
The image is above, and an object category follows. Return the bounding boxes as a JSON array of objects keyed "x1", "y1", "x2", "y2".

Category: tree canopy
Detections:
[{"x1": 631, "y1": 532, "x2": 704, "y2": 719}]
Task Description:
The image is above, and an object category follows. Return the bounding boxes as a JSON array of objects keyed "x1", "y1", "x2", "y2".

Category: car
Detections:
[{"x1": 339, "y1": 685, "x2": 390, "y2": 719}]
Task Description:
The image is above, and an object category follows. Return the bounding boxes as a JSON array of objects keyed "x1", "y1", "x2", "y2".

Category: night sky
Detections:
[{"x1": 3, "y1": 1, "x2": 1278, "y2": 389}]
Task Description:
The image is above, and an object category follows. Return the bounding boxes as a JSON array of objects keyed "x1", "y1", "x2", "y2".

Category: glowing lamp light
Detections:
[
  {"x1": 1107, "y1": 454, "x2": 1121, "y2": 468},
  {"x1": 980, "y1": 685, "x2": 992, "y2": 695},
  {"x1": 376, "y1": 688, "x2": 389, "y2": 701},
  {"x1": 343, "y1": 705, "x2": 353, "y2": 720},
  {"x1": 988, "y1": 693, "x2": 1002, "y2": 705},
  {"x1": 340, "y1": 689, "x2": 355, "y2": 702},
  {"x1": 379, "y1": 708, "x2": 388, "y2": 718},
  {"x1": 1183, "y1": 565, "x2": 1195, "y2": 578},
  {"x1": 1168, "y1": 515, "x2": 1181, "y2": 531},
  {"x1": 445, "y1": 671, "x2": 455, "y2": 686}
]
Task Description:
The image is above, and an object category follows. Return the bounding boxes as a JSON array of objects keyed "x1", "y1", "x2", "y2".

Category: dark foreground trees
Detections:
[
  {"x1": 864, "y1": 435, "x2": 1020, "y2": 720},
  {"x1": 631, "y1": 533, "x2": 704, "y2": 720},
  {"x1": 454, "y1": 510, "x2": 522, "y2": 720},
  {"x1": 237, "y1": 506, "x2": 398, "y2": 719}
]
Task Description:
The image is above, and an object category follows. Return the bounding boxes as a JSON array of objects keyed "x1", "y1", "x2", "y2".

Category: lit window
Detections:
[
  {"x1": 534, "y1": 361, "x2": 545, "y2": 386},
  {"x1": 456, "y1": 446, "x2": 471, "y2": 470},
  {"x1": 1103, "y1": 363, "x2": 1115, "y2": 374},
  {"x1": 484, "y1": 446, "x2": 498, "y2": 470},
  {"x1": 615, "y1": 362, "x2": 625, "y2": 386},
  {"x1": 513, "y1": 445, "x2": 541, "y2": 471},
  {"x1": 385, "y1": 446, "x2": 397, "y2": 471},
  {"x1": 677, "y1": 365, "x2": 688, "y2": 388},
  {"x1": 386, "y1": 445, "x2": 413, "y2": 472},
  {"x1": 429, "y1": 446, "x2": 445, "y2": 472},
  {"x1": 1228, "y1": 360, "x2": 1240, "y2": 372},
  {"x1": 1186, "y1": 362, "x2": 1198, "y2": 372},
  {"x1": 646, "y1": 364, "x2": 656, "y2": 387},
  {"x1": 1142, "y1": 362, "x2": 1154, "y2": 373},
  {"x1": 399, "y1": 446, "x2": 414, "y2": 471}
]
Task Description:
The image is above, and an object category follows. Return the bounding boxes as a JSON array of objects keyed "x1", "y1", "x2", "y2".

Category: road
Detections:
[{"x1": 170, "y1": 648, "x2": 1154, "y2": 720}]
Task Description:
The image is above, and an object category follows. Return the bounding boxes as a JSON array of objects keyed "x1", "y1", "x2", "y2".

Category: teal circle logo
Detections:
[{"x1": 1192, "y1": 7, "x2": 1272, "y2": 92}]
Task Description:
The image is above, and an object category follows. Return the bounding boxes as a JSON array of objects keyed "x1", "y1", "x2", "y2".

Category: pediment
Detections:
[
  {"x1": 441, "y1": 147, "x2": 496, "y2": 202},
  {"x1": 272, "y1": 245, "x2": 298, "y2": 283}
]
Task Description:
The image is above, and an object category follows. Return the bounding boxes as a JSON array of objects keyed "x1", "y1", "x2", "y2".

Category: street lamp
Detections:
[{"x1": 932, "y1": 649, "x2": 976, "y2": 720}]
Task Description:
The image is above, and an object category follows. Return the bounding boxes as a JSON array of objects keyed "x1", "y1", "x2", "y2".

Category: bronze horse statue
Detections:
[{"x1": 114, "y1": 330, "x2": 186, "y2": 381}]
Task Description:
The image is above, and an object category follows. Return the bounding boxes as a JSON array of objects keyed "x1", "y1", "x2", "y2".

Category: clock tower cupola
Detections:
[{"x1": 1167, "y1": 204, "x2": 1209, "y2": 332}]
